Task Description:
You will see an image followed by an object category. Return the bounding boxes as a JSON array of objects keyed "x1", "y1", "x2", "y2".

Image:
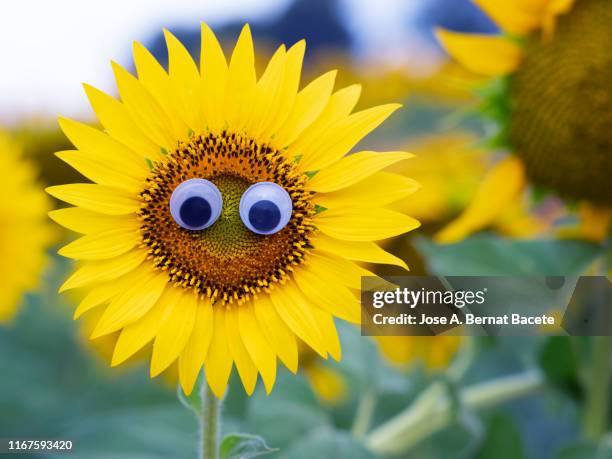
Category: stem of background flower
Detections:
[
  {"x1": 365, "y1": 370, "x2": 544, "y2": 456},
  {"x1": 351, "y1": 388, "x2": 377, "y2": 439},
  {"x1": 200, "y1": 382, "x2": 221, "y2": 459},
  {"x1": 584, "y1": 335, "x2": 612, "y2": 440}
]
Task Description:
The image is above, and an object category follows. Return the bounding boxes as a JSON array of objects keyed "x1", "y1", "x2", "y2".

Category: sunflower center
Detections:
[
  {"x1": 508, "y1": 0, "x2": 612, "y2": 204},
  {"x1": 139, "y1": 132, "x2": 315, "y2": 305}
]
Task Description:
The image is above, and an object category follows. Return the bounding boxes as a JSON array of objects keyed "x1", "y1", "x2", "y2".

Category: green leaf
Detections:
[
  {"x1": 538, "y1": 336, "x2": 582, "y2": 399},
  {"x1": 475, "y1": 414, "x2": 527, "y2": 459},
  {"x1": 415, "y1": 235, "x2": 603, "y2": 276},
  {"x1": 220, "y1": 433, "x2": 277, "y2": 459},
  {"x1": 282, "y1": 427, "x2": 375, "y2": 459},
  {"x1": 556, "y1": 442, "x2": 609, "y2": 459}
]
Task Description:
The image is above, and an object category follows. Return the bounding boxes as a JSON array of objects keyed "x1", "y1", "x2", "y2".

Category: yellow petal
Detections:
[
  {"x1": 316, "y1": 207, "x2": 420, "y2": 241},
  {"x1": 270, "y1": 284, "x2": 327, "y2": 358},
  {"x1": 474, "y1": 0, "x2": 543, "y2": 34},
  {"x1": 225, "y1": 307, "x2": 258, "y2": 395},
  {"x1": 287, "y1": 84, "x2": 361, "y2": 161},
  {"x1": 311, "y1": 233, "x2": 408, "y2": 270},
  {"x1": 249, "y1": 45, "x2": 287, "y2": 138},
  {"x1": 309, "y1": 308, "x2": 341, "y2": 361},
  {"x1": 58, "y1": 116, "x2": 148, "y2": 170},
  {"x1": 112, "y1": 61, "x2": 175, "y2": 149},
  {"x1": 58, "y1": 227, "x2": 140, "y2": 260},
  {"x1": 300, "y1": 104, "x2": 401, "y2": 172},
  {"x1": 46, "y1": 184, "x2": 140, "y2": 215},
  {"x1": 435, "y1": 155, "x2": 526, "y2": 244},
  {"x1": 83, "y1": 83, "x2": 163, "y2": 161},
  {"x1": 55, "y1": 150, "x2": 143, "y2": 193},
  {"x1": 48, "y1": 207, "x2": 129, "y2": 234},
  {"x1": 205, "y1": 307, "x2": 234, "y2": 398},
  {"x1": 576, "y1": 202, "x2": 611, "y2": 243},
  {"x1": 274, "y1": 70, "x2": 336, "y2": 148},
  {"x1": 164, "y1": 29, "x2": 202, "y2": 131},
  {"x1": 178, "y1": 298, "x2": 214, "y2": 395},
  {"x1": 59, "y1": 249, "x2": 147, "y2": 292},
  {"x1": 260, "y1": 40, "x2": 305, "y2": 139},
  {"x1": 238, "y1": 303, "x2": 277, "y2": 394},
  {"x1": 314, "y1": 172, "x2": 420, "y2": 210},
  {"x1": 133, "y1": 41, "x2": 189, "y2": 140},
  {"x1": 308, "y1": 151, "x2": 413, "y2": 193},
  {"x1": 436, "y1": 29, "x2": 522, "y2": 77},
  {"x1": 310, "y1": 251, "x2": 374, "y2": 290},
  {"x1": 151, "y1": 287, "x2": 198, "y2": 377},
  {"x1": 303, "y1": 363, "x2": 347, "y2": 405},
  {"x1": 292, "y1": 265, "x2": 361, "y2": 324},
  {"x1": 224, "y1": 24, "x2": 256, "y2": 130},
  {"x1": 74, "y1": 275, "x2": 136, "y2": 319},
  {"x1": 253, "y1": 295, "x2": 298, "y2": 373},
  {"x1": 111, "y1": 291, "x2": 172, "y2": 366},
  {"x1": 200, "y1": 23, "x2": 228, "y2": 131},
  {"x1": 91, "y1": 269, "x2": 167, "y2": 338}
]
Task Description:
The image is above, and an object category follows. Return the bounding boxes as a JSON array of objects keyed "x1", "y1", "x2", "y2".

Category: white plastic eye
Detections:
[
  {"x1": 239, "y1": 182, "x2": 293, "y2": 235},
  {"x1": 169, "y1": 179, "x2": 222, "y2": 230}
]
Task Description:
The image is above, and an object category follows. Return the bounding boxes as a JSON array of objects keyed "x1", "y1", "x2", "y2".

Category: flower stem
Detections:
[
  {"x1": 365, "y1": 370, "x2": 544, "y2": 456},
  {"x1": 200, "y1": 382, "x2": 221, "y2": 459},
  {"x1": 584, "y1": 336, "x2": 612, "y2": 440},
  {"x1": 352, "y1": 388, "x2": 377, "y2": 439}
]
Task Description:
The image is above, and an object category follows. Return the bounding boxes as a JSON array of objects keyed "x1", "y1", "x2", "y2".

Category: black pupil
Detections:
[
  {"x1": 248, "y1": 200, "x2": 281, "y2": 232},
  {"x1": 179, "y1": 196, "x2": 212, "y2": 228}
]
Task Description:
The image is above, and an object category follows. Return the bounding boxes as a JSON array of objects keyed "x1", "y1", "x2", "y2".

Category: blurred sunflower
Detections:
[
  {"x1": 300, "y1": 345, "x2": 348, "y2": 405},
  {"x1": 0, "y1": 132, "x2": 53, "y2": 322},
  {"x1": 436, "y1": 0, "x2": 611, "y2": 242},
  {"x1": 389, "y1": 132, "x2": 558, "y2": 239},
  {"x1": 375, "y1": 335, "x2": 461, "y2": 370},
  {"x1": 48, "y1": 24, "x2": 420, "y2": 397}
]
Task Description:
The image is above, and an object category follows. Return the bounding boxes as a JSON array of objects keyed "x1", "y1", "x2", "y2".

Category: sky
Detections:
[{"x1": 0, "y1": 0, "x2": 424, "y2": 123}]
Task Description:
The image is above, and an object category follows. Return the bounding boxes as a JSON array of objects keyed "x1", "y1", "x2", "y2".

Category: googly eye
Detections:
[
  {"x1": 239, "y1": 182, "x2": 293, "y2": 235},
  {"x1": 169, "y1": 178, "x2": 222, "y2": 230}
]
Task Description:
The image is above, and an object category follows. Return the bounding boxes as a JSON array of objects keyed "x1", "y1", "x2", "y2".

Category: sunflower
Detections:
[
  {"x1": 0, "y1": 132, "x2": 53, "y2": 322},
  {"x1": 389, "y1": 132, "x2": 560, "y2": 238},
  {"x1": 47, "y1": 24, "x2": 420, "y2": 397},
  {"x1": 436, "y1": 0, "x2": 612, "y2": 242}
]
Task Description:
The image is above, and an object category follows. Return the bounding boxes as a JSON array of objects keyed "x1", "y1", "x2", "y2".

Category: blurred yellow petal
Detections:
[
  {"x1": 151, "y1": 287, "x2": 197, "y2": 377},
  {"x1": 576, "y1": 202, "x2": 611, "y2": 242},
  {"x1": 238, "y1": 303, "x2": 277, "y2": 394},
  {"x1": 308, "y1": 151, "x2": 413, "y2": 193},
  {"x1": 436, "y1": 155, "x2": 526, "y2": 244},
  {"x1": 303, "y1": 363, "x2": 347, "y2": 405},
  {"x1": 46, "y1": 184, "x2": 140, "y2": 215},
  {"x1": 254, "y1": 295, "x2": 298, "y2": 373},
  {"x1": 316, "y1": 207, "x2": 420, "y2": 241},
  {"x1": 474, "y1": 0, "x2": 543, "y2": 34},
  {"x1": 178, "y1": 299, "x2": 214, "y2": 395},
  {"x1": 311, "y1": 233, "x2": 408, "y2": 270},
  {"x1": 436, "y1": 29, "x2": 522, "y2": 77}
]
